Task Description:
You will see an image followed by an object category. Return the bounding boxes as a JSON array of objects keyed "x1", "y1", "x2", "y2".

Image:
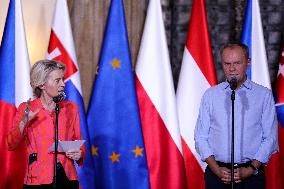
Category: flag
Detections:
[
  {"x1": 0, "y1": 0, "x2": 32, "y2": 188},
  {"x1": 241, "y1": 1, "x2": 283, "y2": 188},
  {"x1": 46, "y1": 0, "x2": 95, "y2": 188},
  {"x1": 275, "y1": 43, "x2": 284, "y2": 186},
  {"x1": 135, "y1": 0, "x2": 187, "y2": 188},
  {"x1": 176, "y1": 0, "x2": 217, "y2": 188},
  {"x1": 87, "y1": 0, "x2": 150, "y2": 188},
  {"x1": 241, "y1": 0, "x2": 271, "y2": 88}
]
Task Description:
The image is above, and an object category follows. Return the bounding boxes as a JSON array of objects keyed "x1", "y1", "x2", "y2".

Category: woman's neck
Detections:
[{"x1": 40, "y1": 94, "x2": 55, "y2": 112}]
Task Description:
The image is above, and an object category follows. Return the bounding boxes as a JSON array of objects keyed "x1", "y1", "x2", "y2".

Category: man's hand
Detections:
[
  {"x1": 215, "y1": 167, "x2": 232, "y2": 184},
  {"x1": 205, "y1": 156, "x2": 232, "y2": 184},
  {"x1": 234, "y1": 167, "x2": 254, "y2": 183}
]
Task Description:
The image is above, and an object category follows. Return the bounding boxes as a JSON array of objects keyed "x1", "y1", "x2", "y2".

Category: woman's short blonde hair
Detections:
[{"x1": 30, "y1": 60, "x2": 66, "y2": 98}]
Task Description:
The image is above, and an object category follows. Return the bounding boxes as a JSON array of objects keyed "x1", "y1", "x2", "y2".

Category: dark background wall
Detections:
[
  {"x1": 162, "y1": 0, "x2": 284, "y2": 88},
  {"x1": 68, "y1": 0, "x2": 284, "y2": 107}
]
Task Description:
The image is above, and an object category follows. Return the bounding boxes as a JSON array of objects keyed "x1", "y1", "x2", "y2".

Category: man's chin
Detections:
[{"x1": 226, "y1": 76, "x2": 239, "y2": 82}]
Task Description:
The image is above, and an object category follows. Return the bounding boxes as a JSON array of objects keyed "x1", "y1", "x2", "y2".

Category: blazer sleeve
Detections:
[
  {"x1": 6, "y1": 102, "x2": 27, "y2": 150},
  {"x1": 72, "y1": 102, "x2": 86, "y2": 166}
]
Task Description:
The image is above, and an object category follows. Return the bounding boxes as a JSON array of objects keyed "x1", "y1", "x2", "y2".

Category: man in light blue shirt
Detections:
[{"x1": 194, "y1": 42, "x2": 277, "y2": 189}]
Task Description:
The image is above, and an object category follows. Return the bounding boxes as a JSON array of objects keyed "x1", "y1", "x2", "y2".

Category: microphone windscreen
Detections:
[
  {"x1": 229, "y1": 77, "x2": 238, "y2": 90},
  {"x1": 53, "y1": 92, "x2": 66, "y2": 103}
]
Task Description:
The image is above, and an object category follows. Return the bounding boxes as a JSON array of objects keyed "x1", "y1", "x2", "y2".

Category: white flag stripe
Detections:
[
  {"x1": 136, "y1": 0, "x2": 182, "y2": 153},
  {"x1": 46, "y1": 47, "x2": 61, "y2": 60},
  {"x1": 276, "y1": 102, "x2": 284, "y2": 107},
  {"x1": 251, "y1": 0, "x2": 271, "y2": 89},
  {"x1": 177, "y1": 48, "x2": 209, "y2": 170},
  {"x1": 15, "y1": 0, "x2": 32, "y2": 106},
  {"x1": 51, "y1": 0, "x2": 82, "y2": 94}
]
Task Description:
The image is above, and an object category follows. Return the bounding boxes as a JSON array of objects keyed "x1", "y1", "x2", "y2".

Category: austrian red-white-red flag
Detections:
[
  {"x1": 176, "y1": 0, "x2": 217, "y2": 188},
  {"x1": 135, "y1": 0, "x2": 187, "y2": 188},
  {"x1": 47, "y1": 0, "x2": 95, "y2": 188}
]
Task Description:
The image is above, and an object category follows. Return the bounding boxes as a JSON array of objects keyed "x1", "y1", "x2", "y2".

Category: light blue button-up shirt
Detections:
[{"x1": 194, "y1": 79, "x2": 278, "y2": 164}]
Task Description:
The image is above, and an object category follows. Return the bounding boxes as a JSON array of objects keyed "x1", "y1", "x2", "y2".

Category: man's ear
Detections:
[{"x1": 246, "y1": 58, "x2": 251, "y2": 68}]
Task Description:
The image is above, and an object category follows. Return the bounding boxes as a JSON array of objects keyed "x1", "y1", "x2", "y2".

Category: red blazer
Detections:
[{"x1": 7, "y1": 98, "x2": 85, "y2": 185}]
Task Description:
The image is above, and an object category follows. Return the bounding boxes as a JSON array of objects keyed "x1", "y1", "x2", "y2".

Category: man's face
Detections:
[{"x1": 222, "y1": 46, "x2": 250, "y2": 88}]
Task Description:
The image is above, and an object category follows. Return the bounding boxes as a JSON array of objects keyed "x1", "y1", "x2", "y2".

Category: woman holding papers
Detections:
[{"x1": 6, "y1": 60, "x2": 85, "y2": 189}]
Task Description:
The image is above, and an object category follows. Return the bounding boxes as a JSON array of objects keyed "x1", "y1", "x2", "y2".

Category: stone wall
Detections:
[
  {"x1": 162, "y1": 0, "x2": 284, "y2": 87},
  {"x1": 68, "y1": 0, "x2": 284, "y2": 107}
]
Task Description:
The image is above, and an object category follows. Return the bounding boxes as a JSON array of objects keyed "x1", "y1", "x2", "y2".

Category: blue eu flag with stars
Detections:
[{"x1": 87, "y1": 0, "x2": 150, "y2": 188}]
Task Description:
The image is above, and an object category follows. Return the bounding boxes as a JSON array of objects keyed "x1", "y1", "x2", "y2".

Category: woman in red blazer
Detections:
[{"x1": 7, "y1": 60, "x2": 85, "y2": 189}]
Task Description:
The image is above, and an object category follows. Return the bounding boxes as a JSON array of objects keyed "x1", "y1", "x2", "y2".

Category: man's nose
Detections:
[{"x1": 229, "y1": 63, "x2": 236, "y2": 71}]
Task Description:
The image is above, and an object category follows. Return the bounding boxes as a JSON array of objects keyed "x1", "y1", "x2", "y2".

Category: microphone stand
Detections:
[
  {"x1": 53, "y1": 103, "x2": 60, "y2": 189},
  {"x1": 231, "y1": 89, "x2": 235, "y2": 189}
]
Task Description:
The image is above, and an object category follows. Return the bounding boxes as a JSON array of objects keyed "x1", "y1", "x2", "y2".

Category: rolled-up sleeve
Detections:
[
  {"x1": 6, "y1": 103, "x2": 26, "y2": 150},
  {"x1": 194, "y1": 91, "x2": 214, "y2": 161},
  {"x1": 253, "y1": 90, "x2": 278, "y2": 163},
  {"x1": 71, "y1": 103, "x2": 85, "y2": 166}
]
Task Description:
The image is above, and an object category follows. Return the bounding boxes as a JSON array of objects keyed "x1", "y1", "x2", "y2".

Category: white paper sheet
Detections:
[{"x1": 49, "y1": 140, "x2": 85, "y2": 152}]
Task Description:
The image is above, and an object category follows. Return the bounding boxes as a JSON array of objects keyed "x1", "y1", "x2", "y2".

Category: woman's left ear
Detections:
[{"x1": 39, "y1": 84, "x2": 45, "y2": 90}]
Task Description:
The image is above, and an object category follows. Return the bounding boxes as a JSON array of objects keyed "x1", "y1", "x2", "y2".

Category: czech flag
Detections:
[{"x1": 0, "y1": 0, "x2": 33, "y2": 188}]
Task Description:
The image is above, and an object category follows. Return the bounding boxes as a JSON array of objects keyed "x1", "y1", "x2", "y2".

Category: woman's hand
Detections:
[
  {"x1": 19, "y1": 104, "x2": 40, "y2": 134},
  {"x1": 22, "y1": 108, "x2": 40, "y2": 123},
  {"x1": 66, "y1": 149, "x2": 82, "y2": 161}
]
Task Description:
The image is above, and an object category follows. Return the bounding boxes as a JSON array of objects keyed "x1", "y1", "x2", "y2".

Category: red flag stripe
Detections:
[
  {"x1": 47, "y1": 30, "x2": 77, "y2": 80},
  {"x1": 276, "y1": 47, "x2": 284, "y2": 104},
  {"x1": 182, "y1": 138, "x2": 204, "y2": 189},
  {"x1": 278, "y1": 124, "x2": 284, "y2": 182},
  {"x1": 186, "y1": 0, "x2": 217, "y2": 86},
  {"x1": 264, "y1": 141, "x2": 283, "y2": 188},
  {"x1": 0, "y1": 101, "x2": 27, "y2": 189},
  {"x1": 136, "y1": 77, "x2": 187, "y2": 189}
]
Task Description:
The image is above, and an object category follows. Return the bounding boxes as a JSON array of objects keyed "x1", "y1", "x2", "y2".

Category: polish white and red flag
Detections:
[
  {"x1": 46, "y1": 0, "x2": 95, "y2": 188},
  {"x1": 135, "y1": 0, "x2": 187, "y2": 188},
  {"x1": 176, "y1": 0, "x2": 217, "y2": 188}
]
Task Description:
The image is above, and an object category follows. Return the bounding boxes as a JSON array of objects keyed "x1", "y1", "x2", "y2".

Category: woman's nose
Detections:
[{"x1": 61, "y1": 80, "x2": 65, "y2": 87}]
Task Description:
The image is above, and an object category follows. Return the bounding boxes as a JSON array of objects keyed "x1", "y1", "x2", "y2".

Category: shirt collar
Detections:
[{"x1": 223, "y1": 77, "x2": 252, "y2": 90}]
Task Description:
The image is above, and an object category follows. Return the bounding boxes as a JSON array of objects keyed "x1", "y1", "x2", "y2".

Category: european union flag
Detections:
[{"x1": 87, "y1": 0, "x2": 150, "y2": 188}]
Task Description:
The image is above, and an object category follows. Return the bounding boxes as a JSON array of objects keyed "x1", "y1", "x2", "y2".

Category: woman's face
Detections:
[{"x1": 42, "y1": 69, "x2": 65, "y2": 98}]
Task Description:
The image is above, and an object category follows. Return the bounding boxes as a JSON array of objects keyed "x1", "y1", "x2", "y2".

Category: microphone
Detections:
[
  {"x1": 53, "y1": 92, "x2": 66, "y2": 103},
  {"x1": 229, "y1": 77, "x2": 238, "y2": 90}
]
